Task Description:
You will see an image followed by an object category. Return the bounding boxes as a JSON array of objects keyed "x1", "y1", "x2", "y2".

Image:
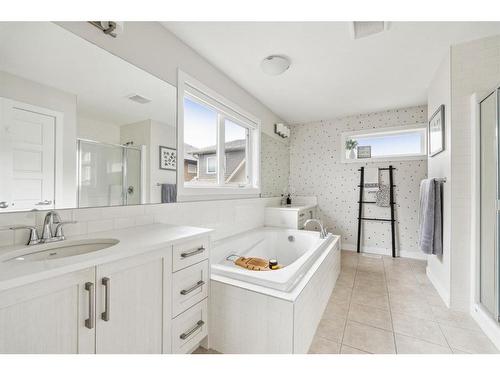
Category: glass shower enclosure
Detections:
[
  {"x1": 77, "y1": 139, "x2": 143, "y2": 208},
  {"x1": 479, "y1": 88, "x2": 500, "y2": 321}
]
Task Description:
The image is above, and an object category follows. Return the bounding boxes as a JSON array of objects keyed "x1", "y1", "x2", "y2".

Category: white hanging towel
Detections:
[{"x1": 364, "y1": 167, "x2": 379, "y2": 192}]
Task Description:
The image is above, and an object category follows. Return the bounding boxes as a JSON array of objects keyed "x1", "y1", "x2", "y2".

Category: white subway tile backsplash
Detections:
[
  {"x1": 73, "y1": 207, "x2": 103, "y2": 222},
  {"x1": 134, "y1": 215, "x2": 154, "y2": 226},
  {"x1": 87, "y1": 219, "x2": 114, "y2": 234},
  {"x1": 113, "y1": 217, "x2": 136, "y2": 230},
  {"x1": 0, "y1": 197, "x2": 281, "y2": 248}
]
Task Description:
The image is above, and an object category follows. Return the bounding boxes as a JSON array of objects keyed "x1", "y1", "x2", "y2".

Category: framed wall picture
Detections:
[
  {"x1": 159, "y1": 146, "x2": 177, "y2": 170},
  {"x1": 357, "y1": 145, "x2": 372, "y2": 159},
  {"x1": 429, "y1": 105, "x2": 445, "y2": 157}
]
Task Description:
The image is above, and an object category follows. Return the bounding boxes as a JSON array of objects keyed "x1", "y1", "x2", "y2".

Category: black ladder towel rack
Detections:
[{"x1": 356, "y1": 166, "x2": 397, "y2": 258}]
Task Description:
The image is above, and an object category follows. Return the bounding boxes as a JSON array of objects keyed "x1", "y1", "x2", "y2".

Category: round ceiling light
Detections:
[{"x1": 260, "y1": 55, "x2": 291, "y2": 76}]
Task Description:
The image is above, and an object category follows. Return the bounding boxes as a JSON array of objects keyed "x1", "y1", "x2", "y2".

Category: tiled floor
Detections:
[{"x1": 309, "y1": 250, "x2": 499, "y2": 354}]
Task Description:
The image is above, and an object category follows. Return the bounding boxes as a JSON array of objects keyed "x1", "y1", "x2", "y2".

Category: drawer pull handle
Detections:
[
  {"x1": 84, "y1": 282, "x2": 95, "y2": 329},
  {"x1": 180, "y1": 246, "x2": 205, "y2": 258},
  {"x1": 101, "y1": 277, "x2": 110, "y2": 322},
  {"x1": 180, "y1": 280, "x2": 205, "y2": 295},
  {"x1": 299, "y1": 213, "x2": 305, "y2": 217},
  {"x1": 180, "y1": 320, "x2": 205, "y2": 340}
]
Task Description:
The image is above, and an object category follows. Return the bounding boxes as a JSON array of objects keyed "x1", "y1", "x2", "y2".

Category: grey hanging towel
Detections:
[
  {"x1": 161, "y1": 183, "x2": 177, "y2": 203},
  {"x1": 433, "y1": 179, "x2": 443, "y2": 256},
  {"x1": 418, "y1": 179, "x2": 435, "y2": 254},
  {"x1": 418, "y1": 178, "x2": 443, "y2": 255},
  {"x1": 376, "y1": 184, "x2": 390, "y2": 207}
]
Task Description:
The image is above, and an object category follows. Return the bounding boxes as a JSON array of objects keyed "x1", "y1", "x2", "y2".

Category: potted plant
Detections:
[{"x1": 345, "y1": 139, "x2": 358, "y2": 159}]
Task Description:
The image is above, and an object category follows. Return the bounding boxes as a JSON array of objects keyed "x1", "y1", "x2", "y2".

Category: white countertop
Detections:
[
  {"x1": 0, "y1": 224, "x2": 212, "y2": 292},
  {"x1": 265, "y1": 204, "x2": 317, "y2": 212}
]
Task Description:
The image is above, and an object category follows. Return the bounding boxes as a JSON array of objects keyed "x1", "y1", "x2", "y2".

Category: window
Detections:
[
  {"x1": 206, "y1": 156, "x2": 216, "y2": 174},
  {"x1": 341, "y1": 124, "x2": 427, "y2": 163},
  {"x1": 187, "y1": 163, "x2": 197, "y2": 174},
  {"x1": 177, "y1": 71, "x2": 260, "y2": 199}
]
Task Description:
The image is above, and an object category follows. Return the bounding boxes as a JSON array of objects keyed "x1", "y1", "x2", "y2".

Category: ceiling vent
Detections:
[
  {"x1": 127, "y1": 94, "x2": 151, "y2": 104},
  {"x1": 351, "y1": 22, "x2": 389, "y2": 39}
]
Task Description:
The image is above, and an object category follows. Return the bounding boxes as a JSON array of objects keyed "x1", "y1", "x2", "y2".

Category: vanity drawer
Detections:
[
  {"x1": 172, "y1": 260, "x2": 209, "y2": 317},
  {"x1": 171, "y1": 299, "x2": 208, "y2": 354},
  {"x1": 172, "y1": 237, "x2": 209, "y2": 272}
]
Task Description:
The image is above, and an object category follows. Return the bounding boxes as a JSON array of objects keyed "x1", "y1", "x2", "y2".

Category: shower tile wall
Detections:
[
  {"x1": 261, "y1": 133, "x2": 290, "y2": 197},
  {"x1": 289, "y1": 106, "x2": 428, "y2": 258}
]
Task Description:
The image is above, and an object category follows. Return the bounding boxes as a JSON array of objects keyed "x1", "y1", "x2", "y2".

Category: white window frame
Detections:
[
  {"x1": 177, "y1": 70, "x2": 261, "y2": 201},
  {"x1": 340, "y1": 123, "x2": 427, "y2": 163},
  {"x1": 206, "y1": 156, "x2": 216, "y2": 174}
]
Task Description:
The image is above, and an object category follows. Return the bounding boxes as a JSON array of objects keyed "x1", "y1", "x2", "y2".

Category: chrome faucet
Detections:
[
  {"x1": 41, "y1": 211, "x2": 76, "y2": 243},
  {"x1": 41, "y1": 211, "x2": 61, "y2": 242},
  {"x1": 304, "y1": 219, "x2": 329, "y2": 239},
  {"x1": 9, "y1": 211, "x2": 76, "y2": 246}
]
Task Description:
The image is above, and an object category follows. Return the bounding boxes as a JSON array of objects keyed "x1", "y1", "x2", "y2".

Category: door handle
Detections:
[
  {"x1": 180, "y1": 280, "x2": 205, "y2": 295},
  {"x1": 101, "y1": 277, "x2": 110, "y2": 321},
  {"x1": 0, "y1": 201, "x2": 9, "y2": 209},
  {"x1": 84, "y1": 282, "x2": 95, "y2": 329}
]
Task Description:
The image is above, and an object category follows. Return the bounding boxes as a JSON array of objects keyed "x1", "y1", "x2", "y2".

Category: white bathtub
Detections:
[{"x1": 211, "y1": 227, "x2": 335, "y2": 292}]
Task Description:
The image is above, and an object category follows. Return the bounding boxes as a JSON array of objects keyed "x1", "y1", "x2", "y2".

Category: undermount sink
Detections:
[{"x1": 3, "y1": 238, "x2": 120, "y2": 263}]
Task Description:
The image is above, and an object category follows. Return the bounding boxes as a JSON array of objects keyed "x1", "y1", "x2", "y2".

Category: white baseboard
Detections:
[
  {"x1": 426, "y1": 266, "x2": 450, "y2": 308},
  {"x1": 471, "y1": 304, "x2": 500, "y2": 350},
  {"x1": 342, "y1": 243, "x2": 427, "y2": 260}
]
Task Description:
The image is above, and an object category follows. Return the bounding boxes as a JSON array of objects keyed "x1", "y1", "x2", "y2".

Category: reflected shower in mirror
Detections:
[{"x1": 0, "y1": 22, "x2": 177, "y2": 212}]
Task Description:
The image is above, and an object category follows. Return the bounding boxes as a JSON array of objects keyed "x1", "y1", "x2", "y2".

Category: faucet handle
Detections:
[
  {"x1": 54, "y1": 221, "x2": 77, "y2": 240},
  {"x1": 9, "y1": 226, "x2": 41, "y2": 246}
]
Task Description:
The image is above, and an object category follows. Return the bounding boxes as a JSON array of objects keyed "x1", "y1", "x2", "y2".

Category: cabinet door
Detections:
[
  {"x1": 0, "y1": 268, "x2": 95, "y2": 354},
  {"x1": 95, "y1": 253, "x2": 163, "y2": 354}
]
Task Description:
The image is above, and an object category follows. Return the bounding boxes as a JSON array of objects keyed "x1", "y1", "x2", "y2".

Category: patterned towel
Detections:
[{"x1": 376, "y1": 184, "x2": 390, "y2": 207}]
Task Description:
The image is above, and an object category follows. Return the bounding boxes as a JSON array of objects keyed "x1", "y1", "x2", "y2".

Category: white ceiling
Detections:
[
  {"x1": 0, "y1": 22, "x2": 176, "y2": 127},
  {"x1": 163, "y1": 22, "x2": 500, "y2": 123}
]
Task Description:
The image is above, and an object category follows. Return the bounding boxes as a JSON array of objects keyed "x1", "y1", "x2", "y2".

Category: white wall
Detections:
[
  {"x1": 289, "y1": 106, "x2": 428, "y2": 258},
  {"x1": 449, "y1": 34, "x2": 500, "y2": 310},
  {"x1": 77, "y1": 114, "x2": 121, "y2": 145},
  {"x1": 426, "y1": 51, "x2": 452, "y2": 306},
  {"x1": 55, "y1": 22, "x2": 286, "y2": 142},
  {"x1": 0, "y1": 70, "x2": 77, "y2": 208},
  {"x1": 150, "y1": 120, "x2": 176, "y2": 202}
]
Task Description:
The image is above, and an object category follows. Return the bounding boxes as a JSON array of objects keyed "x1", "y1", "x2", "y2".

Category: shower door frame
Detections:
[
  {"x1": 472, "y1": 87, "x2": 500, "y2": 323},
  {"x1": 77, "y1": 138, "x2": 143, "y2": 208}
]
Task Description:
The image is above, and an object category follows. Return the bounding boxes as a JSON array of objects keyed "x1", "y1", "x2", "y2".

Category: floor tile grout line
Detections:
[
  {"x1": 383, "y1": 256, "x2": 398, "y2": 353},
  {"x1": 339, "y1": 253, "x2": 358, "y2": 351}
]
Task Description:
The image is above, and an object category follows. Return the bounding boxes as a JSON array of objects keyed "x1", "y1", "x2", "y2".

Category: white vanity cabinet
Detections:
[
  {"x1": 0, "y1": 230, "x2": 211, "y2": 354},
  {"x1": 95, "y1": 252, "x2": 165, "y2": 354},
  {"x1": 0, "y1": 268, "x2": 95, "y2": 354}
]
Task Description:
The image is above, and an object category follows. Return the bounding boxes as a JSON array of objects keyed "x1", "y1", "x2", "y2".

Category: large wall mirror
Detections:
[{"x1": 0, "y1": 22, "x2": 177, "y2": 213}]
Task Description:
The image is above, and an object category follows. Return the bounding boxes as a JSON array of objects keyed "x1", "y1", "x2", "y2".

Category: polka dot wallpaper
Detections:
[
  {"x1": 289, "y1": 106, "x2": 428, "y2": 256},
  {"x1": 261, "y1": 133, "x2": 290, "y2": 197}
]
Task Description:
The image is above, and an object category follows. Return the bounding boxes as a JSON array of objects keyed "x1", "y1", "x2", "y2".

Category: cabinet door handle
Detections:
[
  {"x1": 179, "y1": 320, "x2": 204, "y2": 340},
  {"x1": 84, "y1": 282, "x2": 95, "y2": 329},
  {"x1": 180, "y1": 246, "x2": 205, "y2": 258},
  {"x1": 101, "y1": 277, "x2": 110, "y2": 321},
  {"x1": 180, "y1": 280, "x2": 205, "y2": 295},
  {"x1": 35, "y1": 200, "x2": 53, "y2": 206},
  {"x1": 0, "y1": 201, "x2": 9, "y2": 209}
]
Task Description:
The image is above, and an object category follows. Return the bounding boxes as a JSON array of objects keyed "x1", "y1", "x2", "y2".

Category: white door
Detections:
[
  {"x1": 0, "y1": 268, "x2": 95, "y2": 354},
  {"x1": 0, "y1": 98, "x2": 56, "y2": 211},
  {"x1": 95, "y1": 253, "x2": 164, "y2": 354}
]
